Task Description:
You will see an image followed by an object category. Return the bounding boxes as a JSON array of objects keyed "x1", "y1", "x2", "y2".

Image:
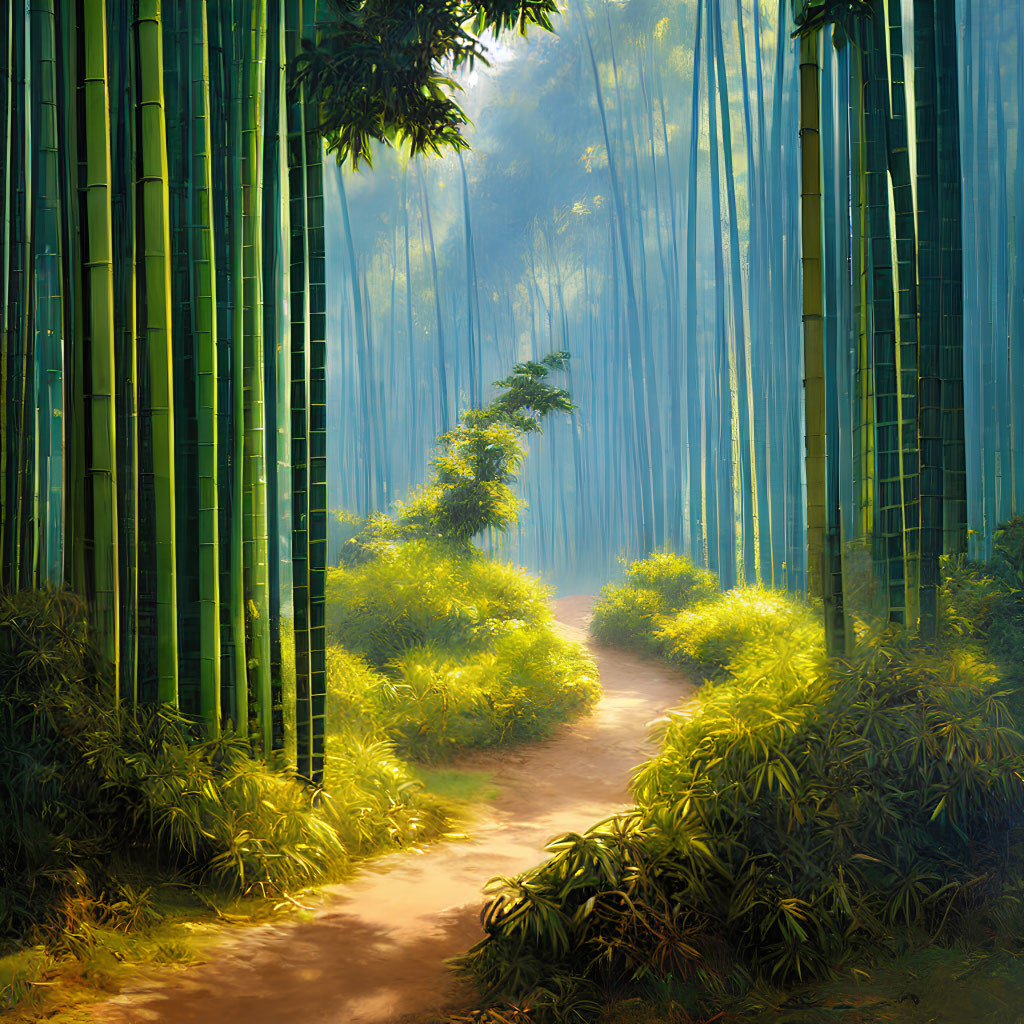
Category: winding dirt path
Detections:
[{"x1": 90, "y1": 597, "x2": 694, "y2": 1024}]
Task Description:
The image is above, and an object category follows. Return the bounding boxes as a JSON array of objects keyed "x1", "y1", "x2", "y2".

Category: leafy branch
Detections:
[{"x1": 291, "y1": 0, "x2": 561, "y2": 168}]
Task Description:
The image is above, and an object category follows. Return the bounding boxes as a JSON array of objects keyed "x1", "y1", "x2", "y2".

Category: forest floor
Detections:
[{"x1": 71, "y1": 596, "x2": 693, "y2": 1024}]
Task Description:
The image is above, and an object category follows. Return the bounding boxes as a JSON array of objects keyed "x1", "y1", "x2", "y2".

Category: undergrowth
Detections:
[
  {"x1": 326, "y1": 540, "x2": 600, "y2": 760},
  {"x1": 0, "y1": 588, "x2": 439, "y2": 960},
  {"x1": 454, "y1": 528, "x2": 1024, "y2": 1022},
  {"x1": 589, "y1": 553, "x2": 718, "y2": 656}
]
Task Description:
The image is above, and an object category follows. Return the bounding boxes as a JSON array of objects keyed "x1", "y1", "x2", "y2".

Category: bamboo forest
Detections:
[{"x1": 5, "y1": 0, "x2": 1024, "y2": 1021}]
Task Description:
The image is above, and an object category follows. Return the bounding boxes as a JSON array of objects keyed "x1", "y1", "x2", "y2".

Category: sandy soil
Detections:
[{"x1": 89, "y1": 597, "x2": 694, "y2": 1024}]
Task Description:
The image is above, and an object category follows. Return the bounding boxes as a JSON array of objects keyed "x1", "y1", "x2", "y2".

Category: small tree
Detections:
[{"x1": 340, "y1": 352, "x2": 574, "y2": 557}]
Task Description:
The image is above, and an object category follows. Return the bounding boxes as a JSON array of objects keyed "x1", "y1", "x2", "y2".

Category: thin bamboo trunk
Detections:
[
  {"x1": 304, "y1": 0, "x2": 328, "y2": 786},
  {"x1": 81, "y1": 0, "x2": 120, "y2": 688},
  {"x1": 936, "y1": 0, "x2": 965, "y2": 557},
  {"x1": 241, "y1": 0, "x2": 274, "y2": 753},
  {"x1": 914, "y1": 0, "x2": 942, "y2": 638},
  {"x1": 189, "y1": 0, "x2": 221, "y2": 727},
  {"x1": 135, "y1": 0, "x2": 179, "y2": 704},
  {"x1": 799, "y1": 32, "x2": 828, "y2": 616},
  {"x1": 30, "y1": 0, "x2": 65, "y2": 586}
]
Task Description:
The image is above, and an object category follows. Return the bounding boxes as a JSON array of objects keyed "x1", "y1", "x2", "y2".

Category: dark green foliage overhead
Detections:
[{"x1": 292, "y1": 0, "x2": 560, "y2": 167}]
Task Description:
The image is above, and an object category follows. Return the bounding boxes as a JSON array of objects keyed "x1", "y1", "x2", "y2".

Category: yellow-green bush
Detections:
[
  {"x1": 325, "y1": 566, "x2": 599, "y2": 761},
  {"x1": 326, "y1": 539, "x2": 550, "y2": 667},
  {"x1": 457, "y1": 564, "x2": 1024, "y2": 1021},
  {"x1": 657, "y1": 586, "x2": 822, "y2": 675},
  {"x1": 590, "y1": 553, "x2": 718, "y2": 655},
  {"x1": 0, "y1": 590, "x2": 439, "y2": 954}
]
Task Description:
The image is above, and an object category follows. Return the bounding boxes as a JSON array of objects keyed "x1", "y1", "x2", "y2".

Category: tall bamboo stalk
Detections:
[
  {"x1": 799, "y1": 32, "x2": 827, "y2": 613},
  {"x1": 189, "y1": 0, "x2": 221, "y2": 727},
  {"x1": 135, "y1": 0, "x2": 179, "y2": 704},
  {"x1": 81, "y1": 0, "x2": 120, "y2": 689}
]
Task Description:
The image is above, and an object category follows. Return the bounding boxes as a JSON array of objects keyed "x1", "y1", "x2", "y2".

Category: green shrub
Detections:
[
  {"x1": 657, "y1": 586, "x2": 823, "y2": 675},
  {"x1": 338, "y1": 352, "x2": 574, "y2": 559},
  {"x1": 0, "y1": 589, "x2": 439, "y2": 953},
  {"x1": 325, "y1": 627, "x2": 599, "y2": 761},
  {"x1": 590, "y1": 553, "x2": 718, "y2": 655},
  {"x1": 993, "y1": 514, "x2": 1024, "y2": 588},
  {"x1": 456, "y1": 572, "x2": 1024, "y2": 1020},
  {"x1": 326, "y1": 539, "x2": 549, "y2": 668},
  {"x1": 588, "y1": 586, "x2": 666, "y2": 654},
  {"x1": 621, "y1": 552, "x2": 719, "y2": 612},
  {"x1": 324, "y1": 537, "x2": 599, "y2": 760}
]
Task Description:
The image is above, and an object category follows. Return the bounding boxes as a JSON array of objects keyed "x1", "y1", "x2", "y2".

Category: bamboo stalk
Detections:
[
  {"x1": 799, "y1": 32, "x2": 826, "y2": 608},
  {"x1": 81, "y1": 0, "x2": 120, "y2": 687},
  {"x1": 134, "y1": 0, "x2": 179, "y2": 704},
  {"x1": 189, "y1": 0, "x2": 221, "y2": 728}
]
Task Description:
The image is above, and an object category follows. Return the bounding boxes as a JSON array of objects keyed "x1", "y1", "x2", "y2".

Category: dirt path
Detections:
[{"x1": 90, "y1": 597, "x2": 694, "y2": 1024}]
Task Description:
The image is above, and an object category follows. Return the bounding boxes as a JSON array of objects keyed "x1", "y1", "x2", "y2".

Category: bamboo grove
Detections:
[
  {"x1": 0, "y1": 0, "x2": 329, "y2": 782},
  {"x1": 798, "y1": 0, "x2": 968, "y2": 649},
  {"x1": 328, "y1": 0, "x2": 1022, "y2": 640}
]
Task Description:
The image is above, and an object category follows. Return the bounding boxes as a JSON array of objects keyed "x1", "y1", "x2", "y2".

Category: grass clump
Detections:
[
  {"x1": 590, "y1": 553, "x2": 718, "y2": 655},
  {"x1": 325, "y1": 541, "x2": 599, "y2": 760},
  {"x1": 327, "y1": 539, "x2": 550, "y2": 667},
  {"x1": 455, "y1": 548, "x2": 1024, "y2": 1022}
]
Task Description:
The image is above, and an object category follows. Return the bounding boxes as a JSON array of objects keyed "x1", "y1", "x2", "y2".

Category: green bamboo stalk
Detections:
[
  {"x1": 263, "y1": 0, "x2": 287, "y2": 759},
  {"x1": 799, "y1": 32, "x2": 827, "y2": 610},
  {"x1": 704, "y1": 0, "x2": 733, "y2": 586},
  {"x1": 861, "y1": 8, "x2": 903, "y2": 623},
  {"x1": 882, "y1": 0, "x2": 920, "y2": 630},
  {"x1": 914, "y1": 0, "x2": 941, "y2": 638},
  {"x1": 849, "y1": 29, "x2": 874, "y2": 547},
  {"x1": 711, "y1": 0, "x2": 755, "y2": 585},
  {"x1": 81, "y1": 0, "x2": 120, "y2": 685},
  {"x1": 163, "y1": 0, "x2": 200, "y2": 715},
  {"x1": 107, "y1": 0, "x2": 141, "y2": 706},
  {"x1": 30, "y1": 0, "x2": 65, "y2": 586},
  {"x1": 935, "y1": 0, "x2": 965, "y2": 557},
  {"x1": 304, "y1": 0, "x2": 328, "y2": 786},
  {"x1": 134, "y1": 0, "x2": 179, "y2": 704},
  {"x1": 189, "y1": 0, "x2": 221, "y2": 729},
  {"x1": 285, "y1": 0, "x2": 313, "y2": 780},
  {"x1": 10, "y1": 0, "x2": 34, "y2": 592},
  {"x1": 55, "y1": 3, "x2": 84, "y2": 607},
  {"x1": 684, "y1": 0, "x2": 705, "y2": 567},
  {"x1": 225, "y1": 0, "x2": 249, "y2": 733},
  {"x1": 241, "y1": 0, "x2": 273, "y2": 754}
]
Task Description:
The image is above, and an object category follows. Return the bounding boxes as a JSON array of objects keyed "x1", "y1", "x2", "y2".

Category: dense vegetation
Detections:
[
  {"x1": 321, "y1": 352, "x2": 596, "y2": 758},
  {"x1": 0, "y1": 589, "x2": 442, "y2": 958},
  {"x1": 326, "y1": 543, "x2": 598, "y2": 760},
  {"x1": 0, "y1": 351, "x2": 596, "y2": 1015},
  {"x1": 456, "y1": 529, "x2": 1024, "y2": 1021}
]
